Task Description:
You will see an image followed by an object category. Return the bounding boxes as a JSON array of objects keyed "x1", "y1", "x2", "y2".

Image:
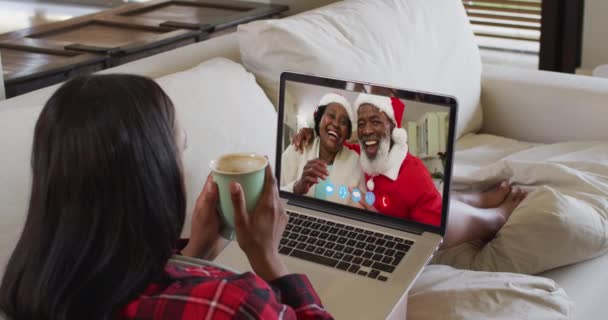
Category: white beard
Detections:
[{"x1": 360, "y1": 136, "x2": 391, "y2": 176}]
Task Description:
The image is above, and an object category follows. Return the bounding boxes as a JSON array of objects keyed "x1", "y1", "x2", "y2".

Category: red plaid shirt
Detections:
[{"x1": 118, "y1": 262, "x2": 333, "y2": 319}]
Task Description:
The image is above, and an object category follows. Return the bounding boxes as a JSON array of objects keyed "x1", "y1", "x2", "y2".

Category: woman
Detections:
[
  {"x1": 0, "y1": 75, "x2": 333, "y2": 320},
  {"x1": 281, "y1": 93, "x2": 364, "y2": 205}
]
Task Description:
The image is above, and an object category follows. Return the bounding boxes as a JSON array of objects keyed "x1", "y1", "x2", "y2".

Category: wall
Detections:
[{"x1": 581, "y1": 0, "x2": 608, "y2": 72}]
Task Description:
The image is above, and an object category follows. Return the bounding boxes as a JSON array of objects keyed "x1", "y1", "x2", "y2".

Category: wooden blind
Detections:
[{"x1": 463, "y1": 0, "x2": 542, "y2": 53}]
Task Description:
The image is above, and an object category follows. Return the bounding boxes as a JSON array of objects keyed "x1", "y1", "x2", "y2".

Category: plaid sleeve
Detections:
[{"x1": 268, "y1": 274, "x2": 334, "y2": 319}]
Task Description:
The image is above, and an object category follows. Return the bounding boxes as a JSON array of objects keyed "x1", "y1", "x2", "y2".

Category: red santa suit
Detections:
[{"x1": 350, "y1": 95, "x2": 442, "y2": 227}]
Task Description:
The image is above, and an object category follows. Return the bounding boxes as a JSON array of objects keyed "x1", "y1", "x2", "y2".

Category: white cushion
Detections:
[
  {"x1": 433, "y1": 134, "x2": 608, "y2": 275},
  {"x1": 408, "y1": 265, "x2": 572, "y2": 320},
  {"x1": 238, "y1": 0, "x2": 483, "y2": 138},
  {"x1": 155, "y1": 58, "x2": 277, "y2": 236}
]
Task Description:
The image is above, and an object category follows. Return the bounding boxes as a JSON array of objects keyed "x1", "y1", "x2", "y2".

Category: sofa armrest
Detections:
[{"x1": 480, "y1": 64, "x2": 608, "y2": 143}]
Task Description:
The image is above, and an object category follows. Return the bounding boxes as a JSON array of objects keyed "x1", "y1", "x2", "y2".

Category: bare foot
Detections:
[
  {"x1": 455, "y1": 181, "x2": 511, "y2": 209},
  {"x1": 481, "y1": 188, "x2": 528, "y2": 242}
]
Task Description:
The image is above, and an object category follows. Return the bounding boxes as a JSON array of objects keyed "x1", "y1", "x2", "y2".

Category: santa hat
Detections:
[
  {"x1": 354, "y1": 93, "x2": 408, "y2": 146},
  {"x1": 316, "y1": 93, "x2": 354, "y2": 122}
]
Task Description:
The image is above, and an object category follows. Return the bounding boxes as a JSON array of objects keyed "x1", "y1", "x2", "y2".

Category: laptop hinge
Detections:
[{"x1": 288, "y1": 199, "x2": 424, "y2": 236}]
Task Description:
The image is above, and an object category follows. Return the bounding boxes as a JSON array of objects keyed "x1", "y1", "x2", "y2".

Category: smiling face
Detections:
[
  {"x1": 318, "y1": 102, "x2": 351, "y2": 154},
  {"x1": 357, "y1": 104, "x2": 394, "y2": 160}
]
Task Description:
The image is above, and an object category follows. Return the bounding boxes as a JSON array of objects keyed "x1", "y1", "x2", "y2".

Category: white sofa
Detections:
[{"x1": 1, "y1": 1, "x2": 608, "y2": 319}]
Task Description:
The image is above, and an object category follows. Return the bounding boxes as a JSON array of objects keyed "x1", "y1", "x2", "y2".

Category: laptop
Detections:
[{"x1": 215, "y1": 72, "x2": 458, "y2": 319}]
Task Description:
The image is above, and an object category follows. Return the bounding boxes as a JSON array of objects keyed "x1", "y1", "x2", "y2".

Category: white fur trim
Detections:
[
  {"x1": 319, "y1": 93, "x2": 354, "y2": 122},
  {"x1": 354, "y1": 93, "x2": 395, "y2": 125},
  {"x1": 383, "y1": 128, "x2": 409, "y2": 181},
  {"x1": 392, "y1": 127, "x2": 408, "y2": 146}
]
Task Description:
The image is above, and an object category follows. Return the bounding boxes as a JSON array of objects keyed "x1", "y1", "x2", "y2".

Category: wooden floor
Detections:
[{"x1": 0, "y1": 1, "x2": 151, "y2": 35}]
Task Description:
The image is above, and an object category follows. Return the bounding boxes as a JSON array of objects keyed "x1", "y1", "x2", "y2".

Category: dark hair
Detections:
[
  {"x1": 313, "y1": 104, "x2": 352, "y2": 140},
  {"x1": 0, "y1": 74, "x2": 186, "y2": 319}
]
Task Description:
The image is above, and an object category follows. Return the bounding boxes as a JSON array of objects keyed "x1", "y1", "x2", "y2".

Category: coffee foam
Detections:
[{"x1": 214, "y1": 154, "x2": 266, "y2": 173}]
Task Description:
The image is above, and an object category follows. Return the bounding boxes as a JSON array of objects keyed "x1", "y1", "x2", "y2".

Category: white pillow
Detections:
[
  {"x1": 238, "y1": 0, "x2": 483, "y2": 139},
  {"x1": 408, "y1": 265, "x2": 572, "y2": 320},
  {"x1": 0, "y1": 105, "x2": 41, "y2": 276},
  {"x1": 155, "y1": 58, "x2": 277, "y2": 236}
]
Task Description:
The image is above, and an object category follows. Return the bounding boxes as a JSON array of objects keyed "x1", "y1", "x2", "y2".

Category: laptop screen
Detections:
[{"x1": 277, "y1": 73, "x2": 457, "y2": 234}]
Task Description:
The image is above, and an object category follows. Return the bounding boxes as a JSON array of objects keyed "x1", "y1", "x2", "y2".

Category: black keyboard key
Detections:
[
  {"x1": 338, "y1": 229, "x2": 348, "y2": 236},
  {"x1": 288, "y1": 212, "x2": 300, "y2": 217},
  {"x1": 362, "y1": 259, "x2": 373, "y2": 267},
  {"x1": 368, "y1": 270, "x2": 380, "y2": 279},
  {"x1": 282, "y1": 231, "x2": 290, "y2": 238},
  {"x1": 297, "y1": 235, "x2": 308, "y2": 242},
  {"x1": 311, "y1": 230, "x2": 321, "y2": 237},
  {"x1": 385, "y1": 249, "x2": 396, "y2": 256},
  {"x1": 326, "y1": 221, "x2": 336, "y2": 226},
  {"x1": 343, "y1": 255, "x2": 354, "y2": 262},
  {"x1": 289, "y1": 233, "x2": 299, "y2": 240},
  {"x1": 385, "y1": 241, "x2": 396, "y2": 249},
  {"x1": 372, "y1": 262, "x2": 395, "y2": 273},
  {"x1": 394, "y1": 237, "x2": 404, "y2": 243},
  {"x1": 337, "y1": 261, "x2": 350, "y2": 271},
  {"x1": 314, "y1": 247, "x2": 325, "y2": 255},
  {"x1": 348, "y1": 264, "x2": 360, "y2": 273},
  {"x1": 362, "y1": 251, "x2": 373, "y2": 259},
  {"x1": 353, "y1": 249, "x2": 364, "y2": 256},
  {"x1": 319, "y1": 232, "x2": 330, "y2": 240},
  {"x1": 286, "y1": 224, "x2": 293, "y2": 231},
  {"x1": 305, "y1": 245, "x2": 316, "y2": 252},
  {"x1": 302, "y1": 221, "x2": 312, "y2": 228},
  {"x1": 315, "y1": 240, "x2": 326, "y2": 247},
  {"x1": 345, "y1": 225, "x2": 354, "y2": 231},
  {"x1": 346, "y1": 239, "x2": 357, "y2": 247},
  {"x1": 330, "y1": 227, "x2": 339, "y2": 234},
  {"x1": 311, "y1": 223, "x2": 321, "y2": 230},
  {"x1": 364, "y1": 230, "x2": 374, "y2": 235},
  {"x1": 324, "y1": 250, "x2": 335, "y2": 257},
  {"x1": 307, "y1": 216, "x2": 318, "y2": 222},
  {"x1": 353, "y1": 257, "x2": 364, "y2": 265},
  {"x1": 375, "y1": 238, "x2": 387, "y2": 246},
  {"x1": 336, "y1": 223, "x2": 345, "y2": 228},
  {"x1": 375, "y1": 247, "x2": 386, "y2": 255},
  {"x1": 405, "y1": 240, "x2": 415, "y2": 246},
  {"x1": 279, "y1": 246, "x2": 292, "y2": 255},
  {"x1": 297, "y1": 243, "x2": 307, "y2": 250},
  {"x1": 335, "y1": 244, "x2": 345, "y2": 252},
  {"x1": 378, "y1": 276, "x2": 388, "y2": 281},
  {"x1": 383, "y1": 235, "x2": 394, "y2": 240},
  {"x1": 395, "y1": 243, "x2": 410, "y2": 251},
  {"x1": 334, "y1": 252, "x2": 344, "y2": 260},
  {"x1": 343, "y1": 247, "x2": 354, "y2": 254},
  {"x1": 290, "y1": 249, "x2": 339, "y2": 268},
  {"x1": 328, "y1": 235, "x2": 338, "y2": 242},
  {"x1": 365, "y1": 244, "x2": 376, "y2": 251},
  {"x1": 337, "y1": 237, "x2": 348, "y2": 244},
  {"x1": 306, "y1": 238, "x2": 316, "y2": 244},
  {"x1": 325, "y1": 242, "x2": 336, "y2": 249},
  {"x1": 358, "y1": 270, "x2": 368, "y2": 276},
  {"x1": 374, "y1": 232, "x2": 384, "y2": 238},
  {"x1": 301, "y1": 229, "x2": 311, "y2": 235},
  {"x1": 366, "y1": 236, "x2": 377, "y2": 243},
  {"x1": 280, "y1": 238, "x2": 288, "y2": 245},
  {"x1": 320, "y1": 225, "x2": 330, "y2": 232},
  {"x1": 354, "y1": 228, "x2": 364, "y2": 233},
  {"x1": 356, "y1": 242, "x2": 366, "y2": 249},
  {"x1": 293, "y1": 219, "x2": 304, "y2": 226},
  {"x1": 288, "y1": 240, "x2": 298, "y2": 248},
  {"x1": 356, "y1": 234, "x2": 367, "y2": 241},
  {"x1": 347, "y1": 232, "x2": 357, "y2": 239},
  {"x1": 372, "y1": 254, "x2": 383, "y2": 262},
  {"x1": 391, "y1": 252, "x2": 405, "y2": 266},
  {"x1": 382, "y1": 256, "x2": 393, "y2": 264},
  {"x1": 293, "y1": 226, "x2": 303, "y2": 233}
]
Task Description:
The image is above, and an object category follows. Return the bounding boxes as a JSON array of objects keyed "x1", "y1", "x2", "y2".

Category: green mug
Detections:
[{"x1": 210, "y1": 153, "x2": 268, "y2": 239}]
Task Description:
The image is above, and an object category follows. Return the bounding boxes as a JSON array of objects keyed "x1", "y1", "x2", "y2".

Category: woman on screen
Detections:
[{"x1": 281, "y1": 93, "x2": 364, "y2": 206}]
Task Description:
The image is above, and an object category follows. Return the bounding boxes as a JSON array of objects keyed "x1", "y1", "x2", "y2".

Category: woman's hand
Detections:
[
  {"x1": 293, "y1": 159, "x2": 329, "y2": 195},
  {"x1": 291, "y1": 128, "x2": 315, "y2": 153},
  {"x1": 230, "y1": 164, "x2": 289, "y2": 281},
  {"x1": 181, "y1": 174, "x2": 228, "y2": 260}
]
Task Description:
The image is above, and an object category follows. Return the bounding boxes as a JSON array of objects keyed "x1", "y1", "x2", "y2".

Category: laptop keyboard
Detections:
[{"x1": 279, "y1": 211, "x2": 414, "y2": 282}]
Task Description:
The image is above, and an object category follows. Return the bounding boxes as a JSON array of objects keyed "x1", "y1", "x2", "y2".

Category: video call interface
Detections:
[{"x1": 279, "y1": 81, "x2": 452, "y2": 227}]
